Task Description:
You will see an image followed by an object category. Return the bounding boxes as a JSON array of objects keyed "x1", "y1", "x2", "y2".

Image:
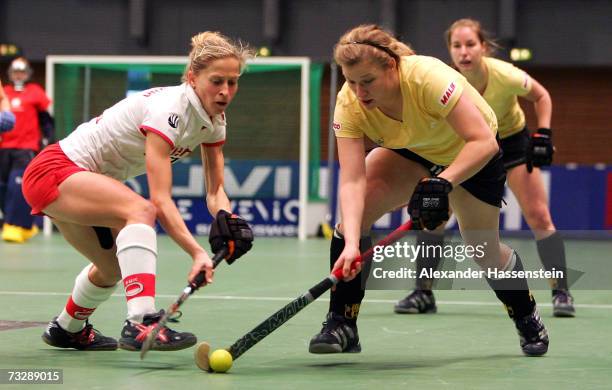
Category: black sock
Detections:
[
  {"x1": 486, "y1": 251, "x2": 536, "y2": 319},
  {"x1": 329, "y1": 231, "x2": 372, "y2": 326},
  {"x1": 536, "y1": 232, "x2": 569, "y2": 292},
  {"x1": 415, "y1": 230, "x2": 444, "y2": 292}
]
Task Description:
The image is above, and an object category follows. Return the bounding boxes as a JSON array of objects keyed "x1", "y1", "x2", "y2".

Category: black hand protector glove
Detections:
[
  {"x1": 209, "y1": 210, "x2": 254, "y2": 264},
  {"x1": 408, "y1": 177, "x2": 453, "y2": 231},
  {"x1": 526, "y1": 128, "x2": 554, "y2": 173}
]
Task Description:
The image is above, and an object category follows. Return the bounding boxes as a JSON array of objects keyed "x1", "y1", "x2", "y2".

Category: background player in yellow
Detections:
[
  {"x1": 308, "y1": 24, "x2": 549, "y2": 357},
  {"x1": 395, "y1": 18, "x2": 574, "y2": 318}
]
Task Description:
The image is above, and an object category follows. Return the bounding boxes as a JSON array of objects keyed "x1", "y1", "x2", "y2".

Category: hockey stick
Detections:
[
  {"x1": 140, "y1": 247, "x2": 228, "y2": 359},
  {"x1": 201, "y1": 220, "x2": 413, "y2": 370}
]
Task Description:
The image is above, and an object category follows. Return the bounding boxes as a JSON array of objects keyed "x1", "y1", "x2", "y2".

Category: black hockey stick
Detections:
[
  {"x1": 201, "y1": 220, "x2": 413, "y2": 369},
  {"x1": 140, "y1": 247, "x2": 228, "y2": 359}
]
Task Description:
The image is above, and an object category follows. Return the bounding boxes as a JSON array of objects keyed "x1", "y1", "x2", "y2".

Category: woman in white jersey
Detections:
[
  {"x1": 395, "y1": 18, "x2": 574, "y2": 318},
  {"x1": 22, "y1": 32, "x2": 255, "y2": 352},
  {"x1": 308, "y1": 24, "x2": 548, "y2": 357}
]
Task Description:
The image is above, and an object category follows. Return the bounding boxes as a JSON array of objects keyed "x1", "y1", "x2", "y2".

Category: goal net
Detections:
[{"x1": 45, "y1": 55, "x2": 324, "y2": 239}]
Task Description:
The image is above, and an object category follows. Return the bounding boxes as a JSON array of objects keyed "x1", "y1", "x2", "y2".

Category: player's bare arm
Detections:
[
  {"x1": 335, "y1": 136, "x2": 367, "y2": 278},
  {"x1": 523, "y1": 78, "x2": 552, "y2": 128},
  {"x1": 201, "y1": 144, "x2": 231, "y2": 216},
  {"x1": 145, "y1": 132, "x2": 213, "y2": 280},
  {"x1": 439, "y1": 93, "x2": 498, "y2": 186}
]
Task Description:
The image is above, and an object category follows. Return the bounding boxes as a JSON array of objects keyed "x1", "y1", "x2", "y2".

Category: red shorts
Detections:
[{"x1": 22, "y1": 143, "x2": 86, "y2": 216}]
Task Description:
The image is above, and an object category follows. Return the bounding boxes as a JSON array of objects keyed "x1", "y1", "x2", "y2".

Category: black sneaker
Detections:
[
  {"x1": 118, "y1": 310, "x2": 197, "y2": 351},
  {"x1": 42, "y1": 317, "x2": 118, "y2": 351},
  {"x1": 514, "y1": 308, "x2": 549, "y2": 356},
  {"x1": 308, "y1": 312, "x2": 361, "y2": 354},
  {"x1": 394, "y1": 289, "x2": 437, "y2": 314},
  {"x1": 552, "y1": 290, "x2": 575, "y2": 318}
]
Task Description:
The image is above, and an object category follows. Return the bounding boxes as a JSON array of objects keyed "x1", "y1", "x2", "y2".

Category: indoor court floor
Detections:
[{"x1": 1, "y1": 234, "x2": 611, "y2": 389}]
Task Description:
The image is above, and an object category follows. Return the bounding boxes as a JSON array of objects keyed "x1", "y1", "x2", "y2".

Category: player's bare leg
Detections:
[
  {"x1": 310, "y1": 148, "x2": 427, "y2": 353},
  {"x1": 451, "y1": 186, "x2": 549, "y2": 356},
  {"x1": 42, "y1": 222, "x2": 121, "y2": 350},
  {"x1": 42, "y1": 172, "x2": 196, "y2": 351}
]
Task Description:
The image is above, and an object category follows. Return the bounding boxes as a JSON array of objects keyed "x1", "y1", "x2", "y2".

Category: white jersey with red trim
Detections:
[{"x1": 59, "y1": 83, "x2": 225, "y2": 181}]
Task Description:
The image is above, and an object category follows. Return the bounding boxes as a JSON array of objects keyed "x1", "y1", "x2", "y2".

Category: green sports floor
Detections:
[{"x1": 1, "y1": 234, "x2": 611, "y2": 389}]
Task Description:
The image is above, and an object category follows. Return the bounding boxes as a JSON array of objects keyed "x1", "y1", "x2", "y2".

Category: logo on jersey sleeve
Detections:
[
  {"x1": 332, "y1": 122, "x2": 342, "y2": 132},
  {"x1": 439, "y1": 81, "x2": 457, "y2": 106},
  {"x1": 168, "y1": 114, "x2": 179, "y2": 128}
]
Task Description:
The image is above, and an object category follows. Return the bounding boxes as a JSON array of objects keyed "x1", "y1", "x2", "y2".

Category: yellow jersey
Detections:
[
  {"x1": 481, "y1": 56, "x2": 532, "y2": 138},
  {"x1": 333, "y1": 55, "x2": 497, "y2": 166}
]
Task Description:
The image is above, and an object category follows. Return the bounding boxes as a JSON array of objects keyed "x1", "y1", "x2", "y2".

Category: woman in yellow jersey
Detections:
[
  {"x1": 395, "y1": 18, "x2": 574, "y2": 318},
  {"x1": 308, "y1": 24, "x2": 548, "y2": 357}
]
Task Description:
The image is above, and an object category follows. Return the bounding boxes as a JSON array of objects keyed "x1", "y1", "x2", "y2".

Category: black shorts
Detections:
[
  {"x1": 500, "y1": 127, "x2": 530, "y2": 170},
  {"x1": 390, "y1": 148, "x2": 506, "y2": 208}
]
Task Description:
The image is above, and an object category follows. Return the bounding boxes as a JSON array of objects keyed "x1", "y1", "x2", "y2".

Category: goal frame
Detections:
[{"x1": 44, "y1": 55, "x2": 312, "y2": 240}]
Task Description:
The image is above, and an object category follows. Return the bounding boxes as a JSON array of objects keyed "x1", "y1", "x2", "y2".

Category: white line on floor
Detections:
[{"x1": 0, "y1": 290, "x2": 611, "y2": 309}]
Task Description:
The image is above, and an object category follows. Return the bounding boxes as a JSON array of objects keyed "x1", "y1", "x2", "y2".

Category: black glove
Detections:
[
  {"x1": 209, "y1": 210, "x2": 254, "y2": 264},
  {"x1": 408, "y1": 177, "x2": 453, "y2": 230},
  {"x1": 526, "y1": 128, "x2": 554, "y2": 173}
]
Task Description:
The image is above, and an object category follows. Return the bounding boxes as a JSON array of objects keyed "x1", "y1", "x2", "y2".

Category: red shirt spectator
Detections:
[{"x1": 1, "y1": 82, "x2": 51, "y2": 151}]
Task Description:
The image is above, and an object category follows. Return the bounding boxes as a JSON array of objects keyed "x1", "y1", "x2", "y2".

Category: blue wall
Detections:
[{"x1": 130, "y1": 160, "x2": 612, "y2": 236}]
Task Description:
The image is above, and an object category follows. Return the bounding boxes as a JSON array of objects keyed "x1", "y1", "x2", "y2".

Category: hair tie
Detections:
[{"x1": 347, "y1": 40, "x2": 399, "y2": 60}]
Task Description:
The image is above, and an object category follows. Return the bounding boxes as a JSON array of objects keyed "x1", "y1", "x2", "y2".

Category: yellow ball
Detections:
[{"x1": 209, "y1": 349, "x2": 233, "y2": 373}]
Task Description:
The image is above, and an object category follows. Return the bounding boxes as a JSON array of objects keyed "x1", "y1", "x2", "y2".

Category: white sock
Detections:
[
  {"x1": 116, "y1": 223, "x2": 157, "y2": 323},
  {"x1": 57, "y1": 264, "x2": 117, "y2": 333}
]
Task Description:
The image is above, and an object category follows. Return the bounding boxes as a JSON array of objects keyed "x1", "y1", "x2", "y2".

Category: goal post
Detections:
[{"x1": 44, "y1": 55, "x2": 322, "y2": 240}]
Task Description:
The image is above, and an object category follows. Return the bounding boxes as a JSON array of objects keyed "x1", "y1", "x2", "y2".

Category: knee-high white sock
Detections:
[
  {"x1": 116, "y1": 223, "x2": 157, "y2": 323},
  {"x1": 57, "y1": 264, "x2": 118, "y2": 333}
]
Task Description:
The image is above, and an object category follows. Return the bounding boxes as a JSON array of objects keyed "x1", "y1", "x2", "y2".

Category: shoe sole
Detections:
[
  {"x1": 42, "y1": 334, "x2": 118, "y2": 351},
  {"x1": 394, "y1": 306, "x2": 437, "y2": 314},
  {"x1": 308, "y1": 343, "x2": 342, "y2": 354},
  {"x1": 522, "y1": 345, "x2": 549, "y2": 357},
  {"x1": 2, "y1": 237, "x2": 25, "y2": 243},
  {"x1": 309, "y1": 343, "x2": 361, "y2": 354},
  {"x1": 118, "y1": 336, "x2": 197, "y2": 352},
  {"x1": 553, "y1": 308, "x2": 576, "y2": 318}
]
